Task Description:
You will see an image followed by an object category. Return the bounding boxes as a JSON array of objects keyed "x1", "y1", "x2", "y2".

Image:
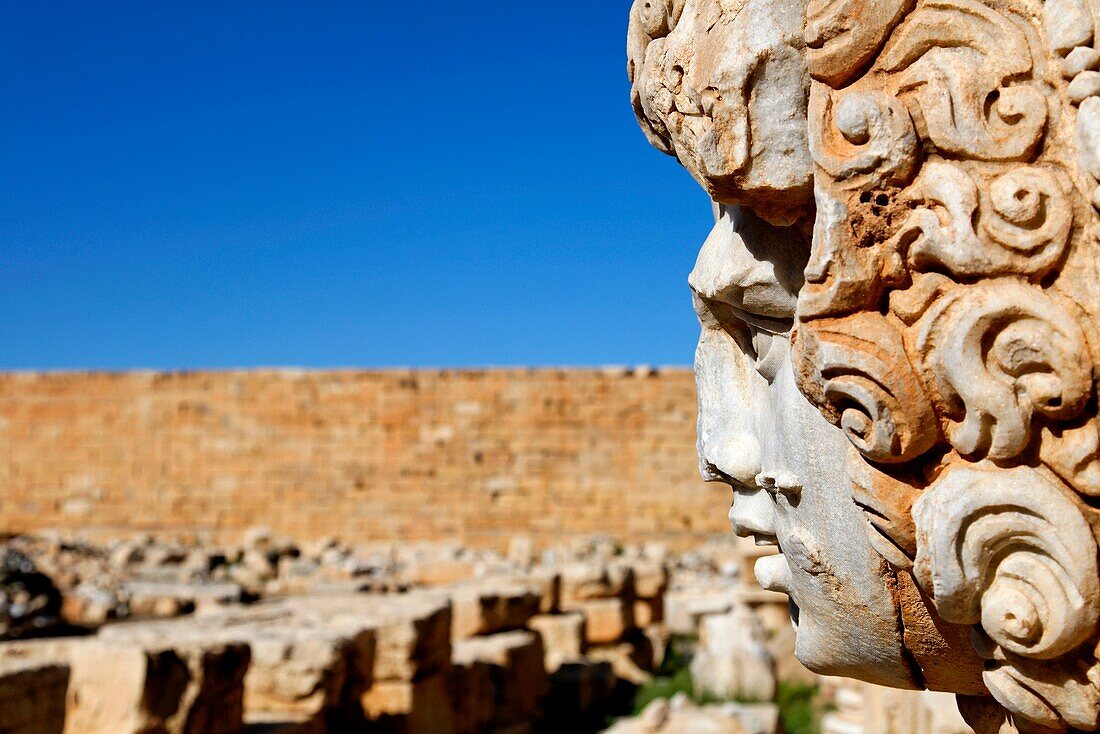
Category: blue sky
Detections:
[{"x1": 1, "y1": 2, "x2": 710, "y2": 369}]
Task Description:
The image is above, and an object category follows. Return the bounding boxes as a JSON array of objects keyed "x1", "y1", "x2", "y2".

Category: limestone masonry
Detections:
[{"x1": 0, "y1": 368, "x2": 724, "y2": 546}]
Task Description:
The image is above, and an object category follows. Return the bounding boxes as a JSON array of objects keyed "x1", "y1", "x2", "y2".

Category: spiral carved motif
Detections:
[
  {"x1": 913, "y1": 464, "x2": 1100, "y2": 726},
  {"x1": 914, "y1": 280, "x2": 1092, "y2": 461},
  {"x1": 808, "y1": 86, "x2": 919, "y2": 189},
  {"x1": 901, "y1": 163, "x2": 1073, "y2": 279},
  {"x1": 878, "y1": 0, "x2": 1048, "y2": 161},
  {"x1": 793, "y1": 312, "x2": 938, "y2": 463},
  {"x1": 628, "y1": 0, "x2": 1100, "y2": 726},
  {"x1": 913, "y1": 464, "x2": 1099, "y2": 659}
]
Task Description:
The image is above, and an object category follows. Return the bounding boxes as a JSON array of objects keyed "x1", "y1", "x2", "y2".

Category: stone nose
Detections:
[
  {"x1": 755, "y1": 470, "x2": 803, "y2": 498},
  {"x1": 699, "y1": 432, "x2": 762, "y2": 487},
  {"x1": 728, "y1": 486, "x2": 778, "y2": 540}
]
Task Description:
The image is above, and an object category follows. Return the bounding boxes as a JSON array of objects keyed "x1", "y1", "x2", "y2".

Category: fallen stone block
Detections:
[
  {"x1": 587, "y1": 642, "x2": 652, "y2": 686},
  {"x1": 663, "y1": 589, "x2": 736, "y2": 636},
  {"x1": 517, "y1": 568, "x2": 560, "y2": 614},
  {"x1": 526, "y1": 612, "x2": 585, "y2": 670},
  {"x1": 446, "y1": 581, "x2": 541, "y2": 641},
  {"x1": 452, "y1": 630, "x2": 548, "y2": 727},
  {"x1": 691, "y1": 608, "x2": 776, "y2": 703},
  {"x1": 0, "y1": 636, "x2": 249, "y2": 734},
  {"x1": 559, "y1": 562, "x2": 632, "y2": 603},
  {"x1": 604, "y1": 695, "x2": 760, "y2": 734},
  {"x1": 0, "y1": 657, "x2": 68, "y2": 734},
  {"x1": 562, "y1": 597, "x2": 634, "y2": 644},
  {"x1": 451, "y1": 656, "x2": 494, "y2": 734},
  {"x1": 100, "y1": 600, "x2": 376, "y2": 726},
  {"x1": 360, "y1": 674, "x2": 456, "y2": 734},
  {"x1": 630, "y1": 561, "x2": 667, "y2": 599},
  {"x1": 633, "y1": 597, "x2": 663, "y2": 627},
  {"x1": 274, "y1": 592, "x2": 451, "y2": 682},
  {"x1": 713, "y1": 702, "x2": 780, "y2": 734}
]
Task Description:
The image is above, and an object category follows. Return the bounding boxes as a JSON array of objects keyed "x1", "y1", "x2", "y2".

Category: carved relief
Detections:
[
  {"x1": 795, "y1": 0, "x2": 1100, "y2": 725},
  {"x1": 629, "y1": 0, "x2": 1100, "y2": 727}
]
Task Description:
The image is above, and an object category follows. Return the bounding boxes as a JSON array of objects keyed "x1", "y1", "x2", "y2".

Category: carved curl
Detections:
[
  {"x1": 808, "y1": 86, "x2": 919, "y2": 189},
  {"x1": 793, "y1": 312, "x2": 939, "y2": 463},
  {"x1": 897, "y1": 163, "x2": 1073, "y2": 280},
  {"x1": 804, "y1": 0, "x2": 913, "y2": 87},
  {"x1": 913, "y1": 464, "x2": 1099, "y2": 659},
  {"x1": 914, "y1": 280, "x2": 1092, "y2": 461},
  {"x1": 913, "y1": 464, "x2": 1100, "y2": 729},
  {"x1": 878, "y1": 0, "x2": 1047, "y2": 161}
]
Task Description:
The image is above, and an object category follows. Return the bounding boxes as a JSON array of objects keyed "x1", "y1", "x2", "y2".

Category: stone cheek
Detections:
[{"x1": 630, "y1": 0, "x2": 1100, "y2": 728}]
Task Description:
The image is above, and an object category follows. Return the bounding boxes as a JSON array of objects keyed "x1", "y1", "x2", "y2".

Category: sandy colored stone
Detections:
[
  {"x1": 0, "y1": 369, "x2": 720, "y2": 551},
  {"x1": 629, "y1": 561, "x2": 667, "y2": 599},
  {"x1": 446, "y1": 581, "x2": 541, "y2": 640},
  {"x1": 604, "y1": 696, "x2": 752, "y2": 734},
  {"x1": 559, "y1": 562, "x2": 633, "y2": 603},
  {"x1": 662, "y1": 589, "x2": 735, "y2": 636},
  {"x1": 99, "y1": 602, "x2": 374, "y2": 723},
  {"x1": 0, "y1": 636, "x2": 248, "y2": 734},
  {"x1": 691, "y1": 608, "x2": 775, "y2": 703},
  {"x1": 452, "y1": 630, "x2": 548, "y2": 726},
  {"x1": 401, "y1": 559, "x2": 478, "y2": 587},
  {"x1": 633, "y1": 598, "x2": 662, "y2": 628},
  {"x1": 360, "y1": 675, "x2": 456, "y2": 734},
  {"x1": 526, "y1": 612, "x2": 586, "y2": 670},
  {"x1": 275, "y1": 593, "x2": 450, "y2": 682},
  {"x1": 561, "y1": 597, "x2": 634, "y2": 645},
  {"x1": 518, "y1": 568, "x2": 560, "y2": 614}
]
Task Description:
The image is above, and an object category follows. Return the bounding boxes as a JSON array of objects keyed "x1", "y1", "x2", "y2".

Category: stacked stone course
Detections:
[{"x1": 0, "y1": 368, "x2": 724, "y2": 547}]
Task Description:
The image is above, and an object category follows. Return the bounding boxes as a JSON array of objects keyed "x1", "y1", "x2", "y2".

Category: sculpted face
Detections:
[
  {"x1": 691, "y1": 205, "x2": 917, "y2": 687},
  {"x1": 631, "y1": 0, "x2": 1100, "y2": 728}
]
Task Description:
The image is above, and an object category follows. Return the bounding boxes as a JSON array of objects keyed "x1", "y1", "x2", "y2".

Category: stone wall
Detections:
[{"x1": 0, "y1": 368, "x2": 725, "y2": 547}]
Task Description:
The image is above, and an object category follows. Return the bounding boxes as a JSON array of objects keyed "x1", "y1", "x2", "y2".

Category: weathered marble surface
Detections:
[{"x1": 629, "y1": 0, "x2": 1100, "y2": 730}]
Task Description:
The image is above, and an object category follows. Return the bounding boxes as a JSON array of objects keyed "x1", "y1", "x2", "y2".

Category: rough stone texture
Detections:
[
  {"x1": 360, "y1": 675, "x2": 456, "y2": 734},
  {"x1": 0, "y1": 658, "x2": 68, "y2": 734},
  {"x1": 527, "y1": 612, "x2": 586, "y2": 670},
  {"x1": 450, "y1": 656, "x2": 495, "y2": 734},
  {"x1": 452, "y1": 631, "x2": 548, "y2": 729},
  {"x1": 562, "y1": 598, "x2": 634, "y2": 646},
  {"x1": 821, "y1": 680, "x2": 971, "y2": 734},
  {"x1": 0, "y1": 369, "x2": 721, "y2": 549},
  {"x1": 0, "y1": 636, "x2": 249, "y2": 734},
  {"x1": 446, "y1": 581, "x2": 541, "y2": 641},
  {"x1": 271, "y1": 593, "x2": 451, "y2": 684},
  {"x1": 604, "y1": 695, "x2": 769, "y2": 734},
  {"x1": 630, "y1": 0, "x2": 1100, "y2": 728},
  {"x1": 98, "y1": 608, "x2": 373, "y2": 726},
  {"x1": 691, "y1": 607, "x2": 775, "y2": 702}
]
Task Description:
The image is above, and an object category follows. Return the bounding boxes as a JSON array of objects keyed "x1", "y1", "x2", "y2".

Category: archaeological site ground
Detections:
[{"x1": 6, "y1": 0, "x2": 1100, "y2": 731}]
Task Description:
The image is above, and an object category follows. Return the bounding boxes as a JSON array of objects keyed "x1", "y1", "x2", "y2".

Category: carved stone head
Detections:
[{"x1": 629, "y1": 0, "x2": 1100, "y2": 729}]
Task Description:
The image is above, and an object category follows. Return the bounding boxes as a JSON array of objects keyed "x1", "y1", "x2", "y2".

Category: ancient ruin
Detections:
[{"x1": 629, "y1": 0, "x2": 1100, "y2": 730}]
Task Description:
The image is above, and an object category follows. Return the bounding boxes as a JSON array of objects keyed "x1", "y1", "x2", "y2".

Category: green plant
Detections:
[
  {"x1": 631, "y1": 665, "x2": 695, "y2": 713},
  {"x1": 775, "y1": 681, "x2": 821, "y2": 734}
]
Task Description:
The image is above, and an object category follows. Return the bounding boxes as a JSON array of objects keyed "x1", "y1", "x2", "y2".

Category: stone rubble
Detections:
[{"x1": 0, "y1": 530, "x2": 973, "y2": 733}]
